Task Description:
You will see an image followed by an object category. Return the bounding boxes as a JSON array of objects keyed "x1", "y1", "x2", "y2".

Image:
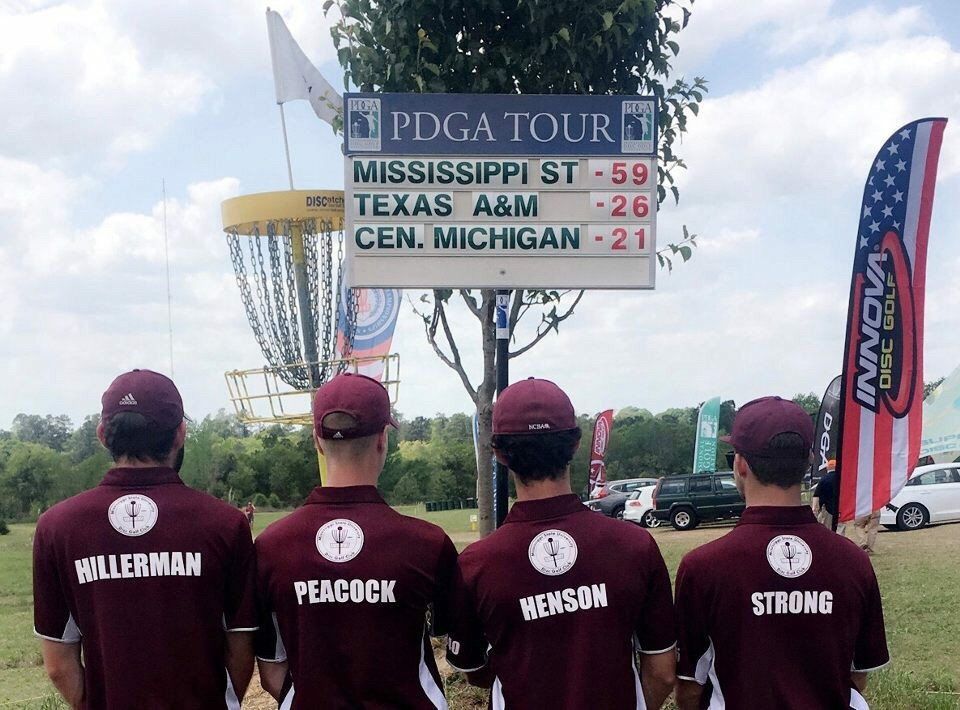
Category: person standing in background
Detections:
[{"x1": 812, "y1": 459, "x2": 839, "y2": 530}]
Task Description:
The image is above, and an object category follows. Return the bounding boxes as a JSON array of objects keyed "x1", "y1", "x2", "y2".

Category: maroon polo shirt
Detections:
[
  {"x1": 255, "y1": 485, "x2": 458, "y2": 709},
  {"x1": 675, "y1": 506, "x2": 889, "y2": 709},
  {"x1": 446, "y1": 494, "x2": 675, "y2": 709},
  {"x1": 32, "y1": 466, "x2": 257, "y2": 709}
]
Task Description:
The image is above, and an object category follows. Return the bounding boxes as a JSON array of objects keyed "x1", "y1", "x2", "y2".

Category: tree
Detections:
[
  {"x1": 0, "y1": 442, "x2": 61, "y2": 517},
  {"x1": 66, "y1": 414, "x2": 101, "y2": 463},
  {"x1": 329, "y1": 0, "x2": 707, "y2": 535},
  {"x1": 791, "y1": 392, "x2": 821, "y2": 421},
  {"x1": 402, "y1": 415, "x2": 432, "y2": 442},
  {"x1": 12, "y1": 413, "x2": 73, "y2": 452}
]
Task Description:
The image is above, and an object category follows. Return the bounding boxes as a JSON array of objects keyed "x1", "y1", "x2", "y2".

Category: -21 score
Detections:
[{"x1": 587, "y1": 225, "x2": 649, "y2": 254}]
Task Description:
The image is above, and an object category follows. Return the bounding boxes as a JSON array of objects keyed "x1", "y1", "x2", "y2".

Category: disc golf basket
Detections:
[{"x1": 220, "y1": 190, "x2": 398, "y2": 426}]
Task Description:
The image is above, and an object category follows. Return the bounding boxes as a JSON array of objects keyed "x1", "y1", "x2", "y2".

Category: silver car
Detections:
[{"x1": 586, "y1": 477, "x2": 658, "y2": 519}]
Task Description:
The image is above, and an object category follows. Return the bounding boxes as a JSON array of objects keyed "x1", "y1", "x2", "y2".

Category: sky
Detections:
[{"x1": 1, "y1": 0, "x2": 959, "y2": 428}]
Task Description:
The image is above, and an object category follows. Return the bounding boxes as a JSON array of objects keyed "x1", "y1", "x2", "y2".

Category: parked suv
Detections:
[
  {"x1": 652, "y1": 472, "x2": 744, "y2": 530},
  {"x1": 586, "y1": 478, "x2": 658, "y2": 519}
]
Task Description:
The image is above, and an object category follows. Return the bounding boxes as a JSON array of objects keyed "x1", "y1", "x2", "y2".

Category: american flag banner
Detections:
[
  {"x1": 837, "y1": 118, "x2": 947, "y2": 522},
  {"x1": 336, "y1": 288, "x2": 401, "y2": 381}
]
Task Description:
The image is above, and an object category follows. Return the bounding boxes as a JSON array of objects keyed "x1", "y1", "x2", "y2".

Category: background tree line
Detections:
[
  {"x1": 0, "y1": 394, "x2": 822, "y2": 522},
  {"x1": 2, "y1": 380, "x2": 951, "y2": 523}
]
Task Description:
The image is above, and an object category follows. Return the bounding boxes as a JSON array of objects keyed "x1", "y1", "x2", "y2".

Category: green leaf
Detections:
[
  {"x1": 602, "y1": 11, "x2": 614, "y2": 30},
  {"x1": 667, "y1": 40, "x2": 680, "y2": 56},
  {"x1": 423, "y1": 62, "x2": 441, "y2": 76},
  {"x1": 385, "y1": 18, "x2": 391, "y2": 35},
  {"x1": 557, "y1": 27, "x2": 570, "y2": 42},
  {"x1": 670, "y1": 185, "x2": 680, "y2": 204},
  {"x1": 322, "y1": 0, "x2": 335, "y2": 12},
  {"x1": 689, "y1": 103, "x2": 699, "y2": 116},
  {"x1": 679, "y1": 245, "x2": 692, "y2": 262},
  {"x1": 417, "y1": 28, "x2": 426, "y2": 39}
]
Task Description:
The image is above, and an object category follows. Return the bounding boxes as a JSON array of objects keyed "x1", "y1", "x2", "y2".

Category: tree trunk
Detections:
[{"x1": 475, "y1": 290, "x2": 497, "y2": 537}]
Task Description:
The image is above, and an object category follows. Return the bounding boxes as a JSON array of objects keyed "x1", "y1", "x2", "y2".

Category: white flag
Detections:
[{"x1": 265, "y1": 9, "x2": 341, "y2": 126}]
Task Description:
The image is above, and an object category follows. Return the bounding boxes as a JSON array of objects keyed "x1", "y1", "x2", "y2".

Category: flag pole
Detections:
[
  {"x1": 162, "y1": 178, "x2": 174, "y2": 378},
  {"x1": 278, "y1": 103, "x2": 295, "y2": 190}
]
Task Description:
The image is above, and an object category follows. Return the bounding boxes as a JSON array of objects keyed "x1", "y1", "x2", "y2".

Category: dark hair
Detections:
[
  {"x1": 742, "y1": 433, "x2": 810, "y2": 489},
  {"x1": 102, "y1": 412, "x2": 178, "y2": 464},
  {"x1": 491, "y1": 428, "x2": 581, "y2": 484}
]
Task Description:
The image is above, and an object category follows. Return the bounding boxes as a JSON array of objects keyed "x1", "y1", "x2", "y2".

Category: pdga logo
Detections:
[
  {"x1": 348, "y1": 97, "x2": 381, "y2": 151},
  {"x1": 852, "y1": 231, "x2": 916, "y2": 415}
]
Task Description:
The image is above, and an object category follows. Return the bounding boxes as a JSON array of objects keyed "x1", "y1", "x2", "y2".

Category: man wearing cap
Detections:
[
  {"x1": 675, "y1": 396, "x2": 889, "y2": 710},
  {"x1": 446, "y1": 378, "x2": 676, "y2": 709},
  {"x1": 32, "y1": 370, "x2": 258, "y2": 709},
  {"x1": 255, "y1": 373, "x2": 458, "y2": 709}
]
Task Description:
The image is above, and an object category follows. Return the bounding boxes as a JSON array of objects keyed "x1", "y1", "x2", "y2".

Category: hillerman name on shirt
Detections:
[{"x1": 75, "y1": 552, "x2": 201, "y2": 584}]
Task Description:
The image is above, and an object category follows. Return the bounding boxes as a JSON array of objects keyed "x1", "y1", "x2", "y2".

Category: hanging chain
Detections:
[{"x1": 225, "y1": 216, "x2": 360, "y2": 390}]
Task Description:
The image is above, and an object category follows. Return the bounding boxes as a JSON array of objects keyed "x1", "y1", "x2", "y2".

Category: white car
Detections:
[
  {"x1": 880, "y1": 463, "x2": 960, "y2": 531},
  {"x1": 623, "y1": 485, "x2": 660, "y2": 528}
]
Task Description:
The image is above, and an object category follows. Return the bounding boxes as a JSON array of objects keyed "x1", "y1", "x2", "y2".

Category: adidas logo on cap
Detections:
[
  {"x1": 333, "y1": 431, "x2": 344, "y2": 439},
  {"x1": 119, "y1": 393, "x2": 138, "y2": 406}
]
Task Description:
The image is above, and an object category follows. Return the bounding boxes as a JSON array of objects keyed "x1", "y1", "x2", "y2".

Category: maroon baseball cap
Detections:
[
  {"x1": 493, "y1": 377, "x2": 578, "y2": 435},
  {"x1": 101, "y1": 369, "x2": 185, "y2": 430},
  {"x1": 720, "y1": 396, "x2": 814, "y2": 458},
  {"x1": 313, "y1": 373, "x2": 398, "y2": 439}
]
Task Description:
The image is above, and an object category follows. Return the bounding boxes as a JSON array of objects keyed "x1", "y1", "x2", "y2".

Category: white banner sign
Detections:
[{"x1": 343, "y1": 94, "x2": 659, "y2": 289}]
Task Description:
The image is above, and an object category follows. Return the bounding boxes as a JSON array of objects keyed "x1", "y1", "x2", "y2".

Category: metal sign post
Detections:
[
  {"x1": 340, "y1": 92, "x2": 660, "y2": 532},
  {"x1": 495, "y1": 290, "x2": 510, "y2": 527}
]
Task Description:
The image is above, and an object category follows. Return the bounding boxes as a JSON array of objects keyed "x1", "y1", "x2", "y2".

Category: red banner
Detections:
[
  {"x1": 837, "y1": 118, "x2": 946, "y2": 521},
  {"x1": 588, "y1": 410, "x2": 614, "y2": 497}
]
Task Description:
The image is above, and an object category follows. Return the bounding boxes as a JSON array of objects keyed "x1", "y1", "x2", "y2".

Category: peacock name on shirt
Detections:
[{"x1": 295, "y1": 579, "x2": 397, "y2": 605}]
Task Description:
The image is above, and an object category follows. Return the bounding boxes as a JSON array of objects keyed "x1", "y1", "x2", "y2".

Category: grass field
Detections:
[{"x1": 3, "y1": 507, "x2": 959, "y2": 709}]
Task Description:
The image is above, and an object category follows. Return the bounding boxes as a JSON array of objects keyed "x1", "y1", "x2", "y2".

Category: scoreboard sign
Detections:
[{"x1": 343, "y1": 93, "x2": 658, "y2": 289}]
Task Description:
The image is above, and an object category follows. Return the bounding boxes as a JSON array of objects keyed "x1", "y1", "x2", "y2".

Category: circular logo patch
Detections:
[
  {"x1": 766, "y1": 535, "x2": 813, "y2": 578},
  {"x1": 528, "y1": 530, "x2": 578, "y2": 576},
  {"x1": 108, "y1": 494, "x2": 158, "y2": 537},
  {"x1": 316, "y1": 519, "x2": 364, "y2": 563}
]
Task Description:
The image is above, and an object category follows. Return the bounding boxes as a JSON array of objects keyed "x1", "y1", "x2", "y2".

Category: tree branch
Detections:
[
  {"x1": 459, "y1": 289, "x2": 483, "y2": 320},
  {"x1": 508, "y1": 289, "x2": 523, "y2": 332},
  {"x1": 509, "y1": 290, "x2": 584, "y2": 359},
  {"x1": 408, "y1": 294, "x2": 478, "y2": 403}
]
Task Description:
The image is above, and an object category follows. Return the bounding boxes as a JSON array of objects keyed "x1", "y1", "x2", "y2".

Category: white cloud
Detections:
[
  {"x1": 679, "y1": 34, "x2": 960, "y2": 204},
  {"x1": 0, "y1": 0, "x2": 338, "y2": 166},
  {"x1": 769, "y1": 5, "x2": 929, "y2": 56},
  {"x1": 2, "y1": 0, "x2": 959, "y2": 429},
  {"x1": 0, "y1": 166, "x2": 262, "y2": 425},
  {"x1": 697, "y1": 227, "x2": 760, "y2": 252}
]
